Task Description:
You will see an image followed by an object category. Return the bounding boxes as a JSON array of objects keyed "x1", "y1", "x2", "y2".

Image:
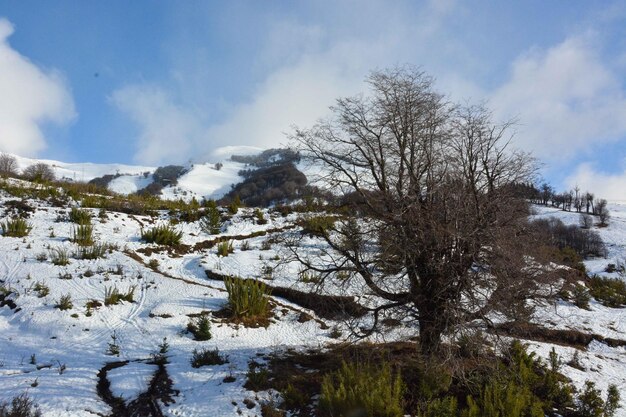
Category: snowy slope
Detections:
[
  {"x1": 6, "y1": 150, "x2": 247, "y2": 201},
  {"x1": 0, "y1": 178, "x2": 625, "y2": 415}
]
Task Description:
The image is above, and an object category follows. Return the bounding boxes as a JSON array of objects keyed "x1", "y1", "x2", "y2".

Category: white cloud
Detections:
[
  {"x1": 565, "y1": 162, "x2": 626, "y2": 201},
  {"x1": 0, "y1": 18, "x2": 75, "y2": 156},
  {"x1": 110, "y1": 85, "x2": 200, "y2": 165},
  {"x1": 113, "y1": 1, "x2": 460, "y2": 164},
  {"x1": 491, "y1": 35, "x2": 626, "y2": 161}
]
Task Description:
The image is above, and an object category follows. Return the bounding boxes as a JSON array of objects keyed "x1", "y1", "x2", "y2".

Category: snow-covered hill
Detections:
[
  {"x1": 6, "y1": 147, "x2": 260, "y2": 201},
  {"x1": 0, "y1": 177, "x2": 625, "y2": 415}
]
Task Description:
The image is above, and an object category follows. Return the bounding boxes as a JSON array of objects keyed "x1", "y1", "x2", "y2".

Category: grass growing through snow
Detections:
[
  {"x1": 224, "y1": 277, "x2": 271, "y2": 320},
  {"x1": 55, "y1": 294, "x2": 73, "y2": 310},
  {"x1": 69, "y1": 207, "x2": 91, "y2": 224},
  {"x1": 141, "y1": 224, "x2": 182, "y2": 246},
  {"x1": 190, "y1": 347, "x2": 227, "y2": 368},
  {"x1": 71, "y1": 223, "x2": 94, "y2": 246},
  {"x1": 1, "y1": 217, "x2": 32, "y2": 237},
  {"x1": 76, "y1": 242, "x2": 108, "y2": 260},
  {"x1": 104, "y1": 286, "x2": 136, "y2": 306},
  {"x1": 216, "y1": 240, "x2": 234, "y2": 256},
  {"x1": 50, "y1": 247, "x2": 70, "y2": 266}
]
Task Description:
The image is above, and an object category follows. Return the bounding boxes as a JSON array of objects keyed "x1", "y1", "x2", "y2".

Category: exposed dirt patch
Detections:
[
  {"x1": 490, "y1": 322, "x2": 626, "y2": 349},
  {"x1": 0, "y1": 291, "x2": 20, "y2": 313}
]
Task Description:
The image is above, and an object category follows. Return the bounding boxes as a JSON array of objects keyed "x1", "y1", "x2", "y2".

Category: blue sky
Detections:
[{"x1": 2, "y1": 1, "x2": 626, "y2": 197}]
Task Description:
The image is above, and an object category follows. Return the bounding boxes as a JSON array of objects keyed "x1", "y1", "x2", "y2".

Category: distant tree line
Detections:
[
  {"x1": 222, "y1": 162, "x2": 309, "y2": 207},
  {"x1": 512, "y1": 182, "x2": 610, "y2": 226},
  {"x1": 0, "y1": 153, "x2": 56, "y2": 182},
  {"x1": 230, "y1": 148, "x2": 300, "y2": 167}
]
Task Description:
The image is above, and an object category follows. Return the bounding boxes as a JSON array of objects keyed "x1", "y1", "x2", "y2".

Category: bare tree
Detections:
[
  {"x1": 0, "y1": 153, "x2": 18, "y2": 177},
  {"x1": 580, "y1": 213, "x2": 593, "y2": 229},
  {"x1": 22, "y1": 163, "x2": 55, "y2": 182},
  {"x1": 291, "y1": 67, "x2": 543, "y2": 355},
  {"x1": 596, "y1": 198, "x2": 610, "y2": 227}
]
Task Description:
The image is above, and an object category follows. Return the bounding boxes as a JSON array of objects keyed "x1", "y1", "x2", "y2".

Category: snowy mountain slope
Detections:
[
  {"x1": 0, "y1": 177, "x2": 625, "y2": 415},
  {"x1": 4, "y1": 150, "x2": 249, "y2": 201}
]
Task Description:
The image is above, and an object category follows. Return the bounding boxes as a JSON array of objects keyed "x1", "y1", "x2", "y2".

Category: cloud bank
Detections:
[
  {"x1": 491, "y1": 35, "x2": 626, "y2": 162},
  {"x1": 0, "y1": 18, "x2": 75, "y2": 156}
]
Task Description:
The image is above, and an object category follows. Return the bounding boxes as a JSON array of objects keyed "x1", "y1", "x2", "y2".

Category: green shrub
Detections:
[
  {"x1": 298, "y1": 215, "x2": 337, "y2": 237},
  {"x1": 55, "y1": 294, "x2": 73, "y2": 310},
  {"x1": 1, "y1": 217, "x2": 31, "y2": 237},
  {"x1": 216, "y1": 240, "x2": 234, "y2": 257},
  {"x1": 572, "y1": 284, "x2": 591, "y2": 309},
  {"x1": 255, "y1": 208, "x2": 268, "y2": 225},
  {"x1": 199, "y1": 204, "x2": 221, "y2": 234},
  {"x1": 141, "y1": 224, "x2": 182, "y2": 246},
  {"x1": 187, "y1": 314, "x2": 212, "y2": 341},
  {"x1": 228, "y1": 195, "x2": 242, "y2": 214},
  {"x1": 319, "y1": 360, "x2": 404, "y2": 417},
  {"x1": 50, "y1": 247, "x2": 70, "y2": 266},
  {"x1": 148, "y1": 258, "x2": 159, "y2": 270},
  {"x1": 76, "y1": 243, "x2": 108, "y2": 260},
  {"x1": 224, "y1": 277, "x2": 271, "y2": 319},
  {"x1": 589, "y1": 276, "x2": 626, "y2": 308},
  {"x1": 104, "y1": 286, "x2": 136, "y2": 306},
  {"x1": 190, "y1": 347, "x2": 227, "y2": 368},
  {"x1": 416, "y1": 397, "x2": 458, "y2": 417},
  {"x1": 246, "y1": 363, "x2": 270, "y2": 391},
  {"x1": 281, "y1": 383, "x2": 310, "y2": 411},
  {"x1": 465, "y1": 381, "x2": 544, "y2": 417},
  {"x1": 71, "y1": 223, "x2": 94, "y2": 246},
  {"x1": 69, "y1": 207, "x2": 91, "y2": 224}
]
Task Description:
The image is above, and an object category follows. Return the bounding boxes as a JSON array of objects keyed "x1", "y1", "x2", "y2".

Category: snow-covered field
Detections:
[{"x1": 0, "y1": 181, "x2": 625, "y2": 415}]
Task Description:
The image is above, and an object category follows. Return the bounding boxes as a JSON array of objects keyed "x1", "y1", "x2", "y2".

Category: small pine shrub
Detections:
[
  {"x1": 282, "y1": 383, "x2": 309, "y2": 411},
  {"x1": 190, "y1": 347, "x2": 228, "y2": 368},
  {"x1": 107, "y1": 332, "x2": 120, "y2": 356},
  {"x1": 224, "y1": 277, "x2": 271, "y2": 319},
  {"x1": 141, "y1": 224, "x2": 182, "y2": 246},
  {"x1": 1, "y1": 217, "x2": 32, "y2": 237},
  {"x1": 50, "y1": 247, "x2": 71, "y2": 266},
  {"x1": 416, "y1": 396, "x2": 458, "y2": 417},
  {"x1": 217, "y1": 240, "x2": 234, "y2": 257},
  {"x1": 255, "y1": 208, "x2": 268, "y2": 225},
  {"x1": 187, "y1": 314, "x2": 212, "y2": 341},
  {"x1": 71, "y1": 224, "x2": 94, "y2": 246},
  {"x1": 104, "y1": 286, "x2": 136, "y2": 306},
  {"x1": 151, "y1": 337, "x2": 170, "y2": 364},
  {"x1": 228, "y1": 195, "x2": 242, "y2": 214},
  {"x1": 246, "y1": 363, "x2": 270, "y2": 391},
  {"x1": 33, "y1": 282, "x2": 49, "y2": 298},
  {"x1": 69, "y1": 208, "x2": 91, "y2": 225},
  {"x1": 55, "y1": 294, "x2": 73, "y2": 310},
  {"x1": 199, "y1": 205, "x2": 222, "y2": 234},
  {"x1": 572, "y1": 284, "x2": 591, "y2": 309},
  {"x1": 319, "y1": 360, "x2": 404, "y2": 417},
  {"x1": 588, "y1": 275, "x2": 626, "y2": 308}
]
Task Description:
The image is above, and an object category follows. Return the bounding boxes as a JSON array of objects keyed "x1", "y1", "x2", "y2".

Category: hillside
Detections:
[{"x1": 0, "y1": 175, "x2": 624, "y2": 416}]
